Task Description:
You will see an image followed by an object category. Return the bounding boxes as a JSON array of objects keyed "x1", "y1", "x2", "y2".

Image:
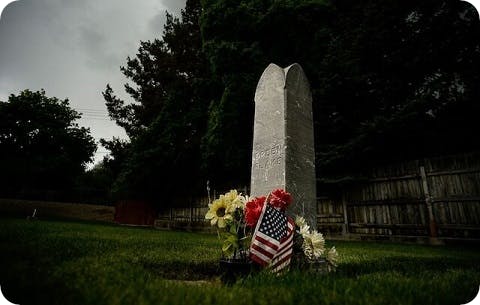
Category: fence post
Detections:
[
  {"x1": 342, "y1": 192, "x2": 349, "y2": 235},
  {"x1": 190, "y1": 200, "x2": 193, "y2": 223},
  {"x1": 419, "y1": 166, "x2": 438, "y2": 239}
]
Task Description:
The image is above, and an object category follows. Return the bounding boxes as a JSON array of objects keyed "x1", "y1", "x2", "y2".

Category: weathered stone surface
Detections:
[
  {"x1": 251, "y1": 64, "x2": 286, "y2": 197},
  {"x1": 250, "y1": 63, "x2": 317, "y2": 228}
]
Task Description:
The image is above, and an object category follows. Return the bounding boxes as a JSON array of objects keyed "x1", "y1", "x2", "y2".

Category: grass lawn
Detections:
[{"x1": 0, "y1": 218, "x2": 479, "y2": 305}]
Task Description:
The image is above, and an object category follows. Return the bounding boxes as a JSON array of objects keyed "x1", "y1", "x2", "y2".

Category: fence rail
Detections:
[
  {"x1": 155, "y1": 153, "x2": 480, "y2": 241},
  {"x1": 317, "y1": 152, "x2": 480, "y2": 240},
  {"x1": 157, "y1": 206, "x2": 210, "y2": 223},
  {"x1": 156, "y1": 188, "x2": 249, "y2": 226}
]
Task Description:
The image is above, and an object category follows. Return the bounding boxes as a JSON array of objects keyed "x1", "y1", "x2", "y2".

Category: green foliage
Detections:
[
  {"x1": 104, "y1": 0, "x2": 480, "y2": 198},
  {"x1": 0, "y1": 218, "x2": 478, "y2": 305},
  {"x1": 221, "y1": 232, "x2": 239, "y2": 257},
  {"x1": 314, "y1": 0, "x2": 480, "y2": 173},
  {"x1": 201, "y1": 78, "x2": 257, "y2": 187},
  {"x1": 0, "y1": 89, "x2": 96, "y2": 197},
  {"x1": 201, "y1": 0, "x2": 480, "y2": 177},
  {"x1": 103, "y1": 85, "x2": 140, "y2": 138},
  {"x1": 200, "y1": 0, "x2": 333, "y2": 184},
  {"x1": 103, "y1": 0, "x2": 221, "y2": 201},
  {"x1": 75, "y1": 161, "x2": 116, "y2": 203},
  {"x1": 99, "y1": 137, "x2": 131, "y2": 181}
]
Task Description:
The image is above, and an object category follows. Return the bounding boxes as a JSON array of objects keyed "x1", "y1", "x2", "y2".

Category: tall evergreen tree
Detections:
[
  {"x1": 104, "y1": 0, "x2": 480, "y2": 202},
  {"x1": 200, "y1": 0, "x2": 480, "y2": 177},
  {"x1": 103, "y1": 0, "x2": 220, "y2": 201},
  {"x1": 315, "y1": 0, "x2": 480, "y2": 173},
  {"x1": 200, "y1": 0, "x2": 332, "y2": 186}
]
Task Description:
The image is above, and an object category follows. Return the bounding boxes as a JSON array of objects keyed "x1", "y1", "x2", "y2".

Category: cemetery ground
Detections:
[{"x1": 0, "y1": 218, "x2": 479, "y2": 305}]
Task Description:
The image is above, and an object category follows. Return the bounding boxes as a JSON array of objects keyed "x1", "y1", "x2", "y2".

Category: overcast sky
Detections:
[{"x1": 0, "y1": 0, "x2": 186, "y2": 166}]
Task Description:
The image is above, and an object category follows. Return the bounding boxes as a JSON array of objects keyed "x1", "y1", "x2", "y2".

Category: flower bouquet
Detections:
[
  {"x1": 205, "y1": 188, "x2": 338, "y2": 281},
  {"x1": 292, "y1": 216, "x2": 338, "y2": 272},
  {"x1": 205, "y1": 190, "x2": 250, "y2": 260},
  {"x1": 204, "y1": 190, "x2": 254, "y2": 283}
]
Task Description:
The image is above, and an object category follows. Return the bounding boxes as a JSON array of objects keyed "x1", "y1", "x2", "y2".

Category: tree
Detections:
[
  {"x1": 313, "y1": 0, "x2": 480, "y2": 173},
  {"x1": 0, "y1": 89, "x2": 96, "y2": 198},
  {"x1": 200, "y1": 0, "x2": 480, "y2": 177},
  {"x1": 104, "y1": 0, "x2": 480, "y2": 201},
  {"x1": 200, "y1": 0, "x2": 332, "y2": 185},
  {"x1": 103, "y1": 0, "x2": 221, "y2": 201},
  {"x1": 74, "y1": 160, "x2": 115, "y2": 204}
]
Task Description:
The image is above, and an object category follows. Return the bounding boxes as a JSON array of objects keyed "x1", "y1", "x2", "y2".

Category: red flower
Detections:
[
  {"x1": 269, "y1": 189, "x2": 292, "y2": 210},
  {"x1": 244, "y1": 196, "x2": 266, "y2": 227}
]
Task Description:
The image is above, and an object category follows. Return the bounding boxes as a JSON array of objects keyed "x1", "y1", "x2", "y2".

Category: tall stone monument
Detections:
[{"x1": 250, "y1": 63, "x2": 317, "y2": 228}]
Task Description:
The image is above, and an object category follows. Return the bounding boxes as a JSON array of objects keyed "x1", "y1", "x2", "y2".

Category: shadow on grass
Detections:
[
  {"x1": 137, "y1": 254, "x2": 480, "y2": 282},
  {"x1": 139, "y1": 260, "x2": 219, "y2": 281},
  {"x1": 337, "y1": 256, "x2": 479, "y2": 278}
]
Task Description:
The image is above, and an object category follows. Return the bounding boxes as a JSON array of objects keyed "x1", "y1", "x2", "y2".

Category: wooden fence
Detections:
[
  {"x1": 317, "y1": 152, "x2": 480, "y2": 241},
  {"x1": 155, "y1": 187, "x2": 252, "y2": 230},
  {"x1": 155, "y1": 196, "x2": 212, "y2": 230},
  {"x1": 155, "y1": 153, "x2": 480, "y2": 241}
]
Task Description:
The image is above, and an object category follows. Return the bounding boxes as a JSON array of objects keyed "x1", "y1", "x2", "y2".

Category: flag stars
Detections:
[{"x1": 259, "y1": 206, "x2": 287, "y2": 241}]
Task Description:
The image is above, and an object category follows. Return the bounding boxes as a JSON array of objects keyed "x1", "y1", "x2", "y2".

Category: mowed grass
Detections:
[{"x1": 0, "y1": 218, "x2": 479, "y2": 305}]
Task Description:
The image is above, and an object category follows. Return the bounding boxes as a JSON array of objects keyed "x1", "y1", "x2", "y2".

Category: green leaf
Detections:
[
  {"x1": 229, "y1": 223, "x2": 237, "y2": 235},
  {"x1": 221, "y1": 233, "x2": 239, "y2": 257}
]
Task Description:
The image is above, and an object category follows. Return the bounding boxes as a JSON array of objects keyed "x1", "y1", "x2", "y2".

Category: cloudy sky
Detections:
[{"x1": 0, "y1": 0, "x2": 186, "y2": 165}]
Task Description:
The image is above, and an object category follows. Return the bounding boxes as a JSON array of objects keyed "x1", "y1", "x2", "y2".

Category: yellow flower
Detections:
[
  {"x1": 225, "y1": 190, "x2": 247, "y2": 211},
  {"x1": 224, "y1": 190, "x2": 238, "y2": 202},
  {"x1": 205, "y1": 196, "x2": 233, "y2": 228}
]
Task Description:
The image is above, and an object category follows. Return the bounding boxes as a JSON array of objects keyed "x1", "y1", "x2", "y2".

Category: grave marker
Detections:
[{"x1": 250, "y1": 63, "x2": 317, "y2": 228}]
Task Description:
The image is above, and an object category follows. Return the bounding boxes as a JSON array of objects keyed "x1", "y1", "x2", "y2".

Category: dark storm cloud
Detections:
[
  {"x1": 0, "y1": 0, "x2": 186, "y2": 165},
  {"x1": 79, "y1": 26, "x2": 121, "y2": 70},
  {"x1": 149, "y1": 11, "x2": 169, "y2": 33},
  {"x1": 162, "y1": 0, "x2": 186, "y2": 14}
]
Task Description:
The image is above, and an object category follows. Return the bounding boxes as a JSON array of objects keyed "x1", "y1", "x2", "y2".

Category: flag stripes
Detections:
[
  {"x1": 250, "y1": 231, "x2": 281, "y2": 266},
  {"x1": 249, "y1": 198, "x2": 295, "y2": 273},
  {"x1": 270, "y1": 217, "x2": 295, "y2": 273}
]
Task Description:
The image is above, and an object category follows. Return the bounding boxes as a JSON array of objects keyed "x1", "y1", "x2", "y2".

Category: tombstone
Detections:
[{"x1": 250, "y1": 63, "x2": 317, "y2": 228}]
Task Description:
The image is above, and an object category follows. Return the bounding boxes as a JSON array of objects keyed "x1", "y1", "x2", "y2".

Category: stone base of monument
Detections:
[
  {"x1": 291, "y1": 254, "x2": 329, "y2": 274},
  {"x1": 305, "y1": 259, "x2": 329, "y2": 273},
  {"x1": 219, "y1": 257, "x2": 329, "y2": 284},
  {"x1": 219, "y1": 259, "x2": 259, "y2": 285}
]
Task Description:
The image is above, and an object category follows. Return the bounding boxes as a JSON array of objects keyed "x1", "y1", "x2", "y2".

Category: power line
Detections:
[
  {"x1": 80, "y1": 117, "x2": 112, "y2": 121},
  {"x1": 82, "y1": 110, "x2": 107, "y2": 113},
  {"x1": 80, "y1": 112, "x2": 108, "y2": 116},
  {"x1": 81, "y1": 112, "x2": 108, "y2": 116},
  {"x1": 75, "y1": 107, "x2": 107, "y2": 111},
  {"x1": 82, "y1": 115, "x2": 110, "y2": 119}
]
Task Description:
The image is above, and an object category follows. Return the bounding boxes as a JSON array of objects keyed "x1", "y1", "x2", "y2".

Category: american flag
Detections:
[{"x1": 250, "y1": 201, "x2": 295, "y2": 272}]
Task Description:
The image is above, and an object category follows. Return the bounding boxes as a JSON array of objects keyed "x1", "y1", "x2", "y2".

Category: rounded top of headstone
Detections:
[
  {"x1": 254, "y1": 63, "x2": 311, "y2": 103},
  {"x1": 284, "y1": 63, "x2": 308, "y2": 81},
  {"x1": 254, "y1": 63, "x2": 286, "y2": 103},
  {"x1": 283, "y1": 63, "x2": 303, "y2": 73},
  {"x1": 266, "y1": 63, "x2": 283, "y2": 70},
  {"x1": 284, "y1": 63, "x2": 311, "y2": 96}
]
